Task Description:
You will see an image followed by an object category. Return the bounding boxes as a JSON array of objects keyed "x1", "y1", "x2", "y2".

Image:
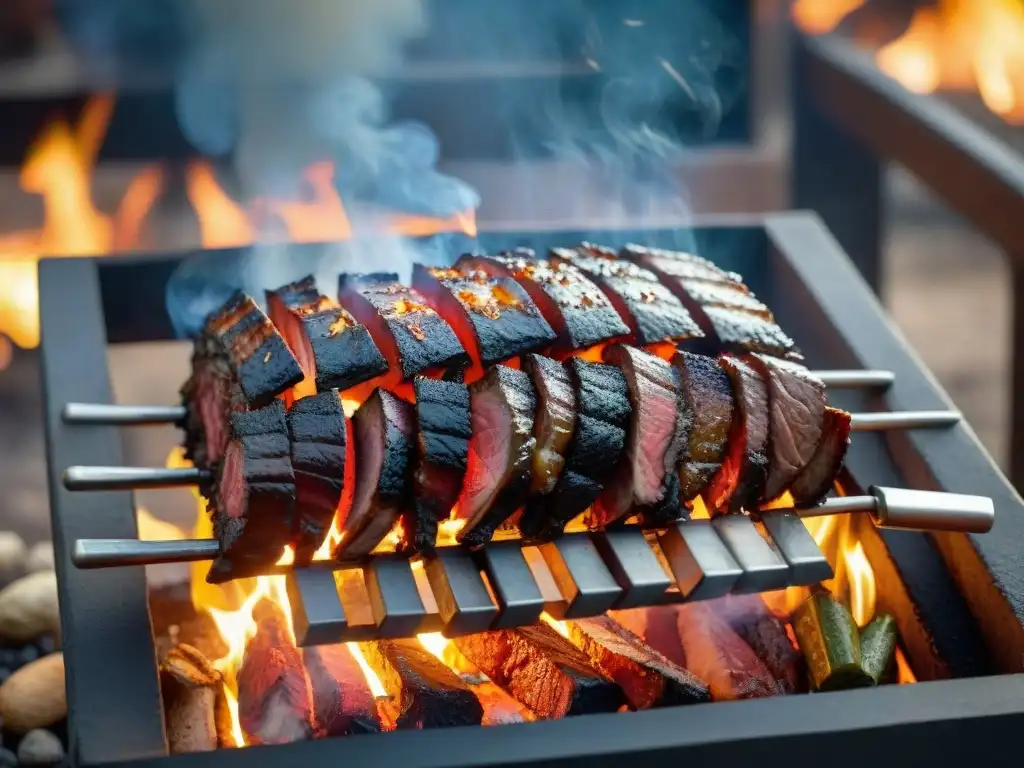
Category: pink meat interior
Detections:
[
  {"x1": 221, "y1": 441, "x2": 246, "y2": 521},
  {"x1": 458, "y1": 388, "x2": 509, "y2": 525},
  {"x1": 346, "y1": 405, "x2": 384, "y2": 538},
  {"x1": 630, "y1": 371, "x2": 678, "y2": 505},
  {"x1": 267, "y1": 293, "x2": 317, "y2": 397},
  {"x1": 198, "y1": 367, "x2": 230, "y2": 464}
]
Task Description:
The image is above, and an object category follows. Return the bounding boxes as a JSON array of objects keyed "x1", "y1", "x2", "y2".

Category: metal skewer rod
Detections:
[
  {"x1": 849, "y1": 410, "x2": 961, "y2": 431},
  {"x1": 812, "y1": 369, "x2": 895, "y2": 388},
  {"x1": 70, "y1": 487, "x2": 994, "y2": 570}
]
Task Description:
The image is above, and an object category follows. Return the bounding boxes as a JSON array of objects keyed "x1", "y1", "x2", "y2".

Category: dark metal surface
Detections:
[
  {"x1": 760, "y1": 511, "x2": 834, "y2": 585},
  {"x1": 537, "y1": 537, "x2": 622, "y2": 619},
  {"x1": 592, "y1": 529, "x2": 672, "y2": 609},
  {"x1": 423, "y1": 549, "x2": 498, "y2": 636},
  {"x1": 286, "y1": 568, "x2": 348, "y2": 647},
  {"x1": 475, "y1": 542, "x2": 545, "y2": 629},
  {"x1": 365, "y1": 556, "x2": 430, "y2": 637},
  {"x1": 657, "y1": 520, "x2": 743, "y2": 601},
  {"x1": 711, "y1": 515, "x2": 790, "y2": 594}
]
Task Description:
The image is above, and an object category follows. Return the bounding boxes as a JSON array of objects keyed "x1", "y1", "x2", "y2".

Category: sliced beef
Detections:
[
  {"x1": 207, "y1": 401, "x2": 295, "y2": 583},
  {"x1": 454, "y1": 626, "x2": 625, "y2": 718},
  {"x1": 266, "y1": 275, "x2": 387, "y2": 398},
  {"x1": 522, "y1": 353, "x2": 577, "y2": 496},
  {"x1": 704, "y1": 355, "x2": 770, "y2": 514},
  {"x1": 610, "y1": 606, "x2": 688, "y2": 670},
  {"x1": 412, "y1": 263, "x2": 556, "y2": 379},
  {"x1": 181, "y1": 341, "x2": 244, "y2": 469},
  {"x1": 747, "y1": 354, "x2": 827, "y2": 502},
  {"x1": 550, "y1": 244, "x2": 703, "y2": 346},
  {"x1": 790, "y1": 407, "x2": 852, "y2": 507},
  {"x1": 518, "y1": 359, "x2": 630, "y2": 542},
  {"x1": 401, "y1": 377, "x2": 472, "y2": 555},
  {"x1": 456, "y1": 366, "x2": 537, "y2": 548},
  {"x1": 673, "y1": 352, "x2": 735, "y2": 503},
  {"x1": 332, "y1": 389, "x2": 414, "y2": 559},
  {"x1": 458, "y1": 251, "x2": 629, "y2": 353},
  {"x1": 286, "y1": 390, "x2": 353, "y2": 562},
  {"x1": 703, "y1": 306, "x2": 800, "y2": 360},
  {"x1": 718, "y1": 594, "x2": 807, "y2": 695},
  {"x1": 303, "y1": 644, "x2": 381, "y2": 736},
  {"x1": 338, "y1": 272, "x2": 469, "y2": 383},
  {"x1": 592, "y1": 344, "x2": 689, "y2": 528}
]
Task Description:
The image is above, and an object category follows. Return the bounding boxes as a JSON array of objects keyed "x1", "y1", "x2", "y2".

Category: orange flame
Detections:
[{"x1": 791, "y1": 0, "x2": 866, "y2": 35}]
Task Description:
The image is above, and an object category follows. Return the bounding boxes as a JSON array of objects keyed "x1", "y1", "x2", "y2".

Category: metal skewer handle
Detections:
[{"x1": 63, "y1": 466, "x2": 212, "y2": 491}]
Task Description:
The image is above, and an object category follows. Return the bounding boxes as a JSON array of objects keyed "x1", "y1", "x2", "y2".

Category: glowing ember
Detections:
[
  {"x1": 791, "y1": 0, "x2": 866, "y2": 35},
  {"x1": 539, "y1": 613, "x2": 570, "y2": 638},
  {"x1": 346, "y1": 643, "x2": 388, "y2": 698}
]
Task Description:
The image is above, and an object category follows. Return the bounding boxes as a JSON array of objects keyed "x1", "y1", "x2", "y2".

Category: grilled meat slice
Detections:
[
  {"x1": 456, "y1": 366, "x2": 537, "y2": 548},
  {"x1": 303, "y1": 644, "x2": 381, "y2": 736},
  {"x1": 412, "y1": 263, "x2": 556, "y2": 376},
  {"x1": 522, "y1": 353, "x2": 577, "y2": 496},
  {"x1": 673, "y1": 352, "x2": 735, "y2": 503},
  {"x1": 621, "y1": 244, "x2": 798, "y2": 359},
  {"x1": 718, "y1": 594, "x2": 807, "y2": 695},
  {"x1": 401, "y1": 377, "x2": 472, "y2": 555},
  {"x1": 610, "y1": 606, "x2": 688, "y2": 670},
  {"x1": 518, "y1": 359, "x2": 630, "y2": 542},
  {"x1": 591, "y1": 344, "x2": 688, "y2": 527},
  {"x1": 458, "y1": 251, "x2": 629, "y2": 353},
  {"x1": 208, "y1": 401, "x2": 295, "y2": 583},
  {"x1": 747, "y1": 354, "x2": 827, "y2": 502},
  {"x1": 454, "y1": 626, "x2": 625, "y2": 718},
  {"x1": 286, "y1": 390, "x2": 353, "y2": 562},
  {"x1": 704, "y1": 356, "x2": 770, "y2": 514},
  {"x1": 267, "y1": 275, "x2": 387, "y2": 398},
  {"x1": 790, "y1": 406, "x2": 852, "y2": 507},
  {"x1": 551, "y1": 243, "x2": 703, "y2": 346},
  {"x1": 333, "y1": 389, "x2": 415, "y2": 559},
  {"x1": 183, "y1": 292, "x2": 303, "y2": 467},
  {"x1": 338, "y1": 273, "x2": 469, "y2": 383}
]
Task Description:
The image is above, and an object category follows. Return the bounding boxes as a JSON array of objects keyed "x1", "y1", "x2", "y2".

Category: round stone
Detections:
[
  {"x1": 17, "y1": 729, "x2": 64, "y2": 766},
  {"x1": 0, "y1": 746, "x2": 16, "y2": 767}
]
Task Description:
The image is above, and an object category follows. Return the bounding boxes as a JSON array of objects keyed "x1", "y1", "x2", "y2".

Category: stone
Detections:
[
  {"x1": 0, "y1": 654, "x2": 66, "y2": 732},
  {"x1": 0, "y1": 533, "x2": 26, "y2": 586},
  {"x1": 0, "y1": 572, "x2": 59, "y2": 643},
  {"x1": 0, "y1": 747, "x2": 16, "y2": 767},
  {"x1": 25, "y1": 543, "x2": 54, "y2": 575},
  {"x1": 17, "y1": 729, "x2": 64, "y2": 766}
]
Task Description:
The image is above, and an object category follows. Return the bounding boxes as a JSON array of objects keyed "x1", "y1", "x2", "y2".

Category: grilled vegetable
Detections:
[
  {"x1": 792, "y1": 590, "x2": 873, "y2": 691},
  {"x1": 859, "y1": 613, "x2": 899, "y2": 685}
]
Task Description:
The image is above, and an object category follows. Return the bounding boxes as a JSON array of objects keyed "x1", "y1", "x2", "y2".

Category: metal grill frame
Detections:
[{"x1": 40, "y1": 212, "x2": 1024, "y2": 767}]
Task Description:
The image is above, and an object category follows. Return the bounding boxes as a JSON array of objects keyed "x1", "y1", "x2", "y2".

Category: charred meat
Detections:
[
  {"x1": 456, "y1": 366, "x2": 537, "y2": 548},
  {"x1": 458, "y1": 251, "x2": 629, "y2": 353},
  {"x1": 401, "y1": 377, "x2": 472, "y2": 555},
  {"x1": 333, "y1": 389, "x2": 415, "y2": 560},
  {"x1": 208, "y1": 401, "x2": 295, "y2": 583},
  {"x1": 522, "y1": 353, "x2": 577, "y2": 496},
  {"x1": 518, "y1": 358, "x2": 630, "y2": 542},
  {"x1": 267, "y1": 275, "x2": 387, "y2": 397},
  {"x1": 339, "y1": 273, "x2": 469, "y2": 382},
  {"x1": 790, "y1": 406, "x2": 852, "y2": 507},
  {"x1": 673, "y1": 351, "x2": 735, "y2": 503},
  {"x1": 286, "y1": 390, "x2": 353, "y2": 562},
  {"x1": 718, "y1": 594, "x2": 807, "y2": 694}
]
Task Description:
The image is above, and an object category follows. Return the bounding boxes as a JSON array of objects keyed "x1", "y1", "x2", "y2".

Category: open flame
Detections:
[{"x1": 793, "y1": 0, "x2": 1024, "y2": 124}]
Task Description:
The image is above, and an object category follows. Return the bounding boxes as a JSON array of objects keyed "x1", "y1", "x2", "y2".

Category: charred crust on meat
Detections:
[
  {"x1": 673, "y1": 351, "x2": 735, "y2": 503},
  {"x1": 790, "y1": 407, "x2": 852, "y2": 507}
]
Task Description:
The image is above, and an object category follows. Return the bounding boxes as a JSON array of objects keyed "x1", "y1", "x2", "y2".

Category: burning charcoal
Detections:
[
  {"x1": 411, "y1": 263, "x2": 556, "y2": 374},
  {"x1": 792, "y1": 591, "x2": 872, "y2": 692},
  {"x1": 454, "y1": 626, "x2": 625, "y2": 718},
  {"x1": 859, "y1": 614, "x2": 899, "y2": 686},
  {"x1": 456, "y1": 366, "x2": 537, "y2": 548},
  {"x1": 746, "y1": 355, "x2": 827, "y2": 503},
  {"x1": 302, "y1": 644, "x2": 381, "y2": 736},
  {"x1": 402, "y1": 378, "x2": 471, "y2": 555},
  {"x1": 160, "y1": 644, "x2": 224, "y2": 753},
  {"x1": 237, "y1": 600, "x2": 315, "y2": 745},
  {"x1": 267, "y1": 275, "x2": 388, "y2": 398},
  {"x1": 182, "y1": 291, "x2": 303, "y2": 468},
  {"x1": 457, "y1": 252, "x2": 629, "y2": 353},
  {"x1": 675, "y1": 602, "x2": 780, "y2": 701},
  {"x1": 564, "y1": 616, "x2": 710, "y2": 709},
  {"x1": 365, "y1": 640, "x2": 483, "y2": 729},
  {"x1": 287, "y1": 390, "x2": 354, "y2": 562},
  {"x1": 551, "y1": 243, "x2": 703, "y2": 347},
  {"x1": 334, "y1": 389, "x2": 415, "y2": 560},
  {"x1": 591, "y1": 345, "x2": 688, "y2": 528},
  {"x1": 790, "y1": 407, "x2": 853, "y2": 507},
  {"x1": 339, "y1": 273, "x2": 470, "y2": 382},
  {"x1": 717, "y1": 595, "x2": 807, "y2": 694},
  {"x1": 207, "y1": 402, "x2": 295, "y2": 584},
  {"x1": 673, "y1": 352, "x2": 735, "y2": 503},
  {"x1": 704, "y1": 355, "x2": 770, "y2": 514},
  {"x1": 522, "y1": 354, "x2": 577, "y2": 497},
  {"x1": 519, "y1": 359, "x2": 630, "y2": 542},
  {"x1": 610, "y1": 606, "x2": 688, "y2": 670}
]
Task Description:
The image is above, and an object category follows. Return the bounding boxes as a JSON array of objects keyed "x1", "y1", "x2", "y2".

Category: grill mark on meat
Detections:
[
  {"x1": 550, "y1": 244, "x2": 703, "y2": 346},
  {"x1": 592, "y1": 345, "x2": 688, "y2": 527},
  {"x1": 522, "y1": 354, "x2": 577, "y2": 496},
  {"x1": 333, "y1": 389, "x2": 414, "y2": 559},
  {"x1": 401, "y1": 377, "x2": 472, "y2": 555},
  {"x1": 338, "y1": 272, "x2": 469, "y2": 381},
  {"x1": 458, "y1": 251, "x2": 629, "y2": 352},
  {"x1": 454, "y1": 626, "x2": 625, "y2": 718},
  {"x1": 457, "y1": 366, "x2": 537, "y2": 548},
  {"x1": 673, "y1": 352, "x2": 736, "y2": 503},
  {"x1": 518, "y1": 359, "x2": 630, "y2": 542},
  {"x1": 267, "y1": 275, "x2": 388, "y2": 396},
  {"x1": 705, "y1": 356, "x2": 770, "y2": 514},
  {"x1": 412, "y1": 263, "x2": 556, "y2": 377},
  {"x1": 286, "y1": 390, "x2": 352, "y2": 562},
  {"x1": 207, "y1": 401, "x2": 295, "y2": 583},
  {"x1": 747, "y1": 354, "x2": 827, "y2": 502},
  {"x1": 790, "y1": 406, "x2": 852, "y2": 507}
]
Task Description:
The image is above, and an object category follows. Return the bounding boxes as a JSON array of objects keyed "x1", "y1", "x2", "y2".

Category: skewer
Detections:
[
  {"x1": 59, "y1": 369, "x2": 898, "y2": 427},
  {"x1": 69, "y1": 487, "x2": 994, "y2": 571}
]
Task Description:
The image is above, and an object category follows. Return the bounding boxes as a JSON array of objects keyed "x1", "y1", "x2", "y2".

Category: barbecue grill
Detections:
[{"x1": 40, "y1": 212, "x2": 1024, "y2": 767}]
